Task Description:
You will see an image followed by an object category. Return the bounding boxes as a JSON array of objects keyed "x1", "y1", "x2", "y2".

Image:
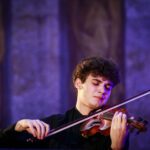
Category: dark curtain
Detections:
[
  {"x1": 64, "y1": 0, "x2": 125, "y2": 107},
  {"x1": 0, "y1": 0, "x2": 5, "y2": 128},
  {"x1": 0, "y1": 0, "x2": 11, "y2": 128}
]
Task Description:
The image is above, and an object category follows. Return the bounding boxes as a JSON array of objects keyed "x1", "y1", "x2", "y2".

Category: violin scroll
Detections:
[{"x1": 128, "y1": 116, "x2": 148, "y2": 134}]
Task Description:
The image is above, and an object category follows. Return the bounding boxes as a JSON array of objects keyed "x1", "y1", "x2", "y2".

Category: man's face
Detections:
[{"x1": 75, "y1": 74, "x2": 113, "y2": 110}]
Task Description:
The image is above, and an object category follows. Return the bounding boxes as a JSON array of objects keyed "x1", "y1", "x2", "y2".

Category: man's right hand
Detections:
[{"x1": 15, "y1": 119, "x2": 50, "y2": 140}]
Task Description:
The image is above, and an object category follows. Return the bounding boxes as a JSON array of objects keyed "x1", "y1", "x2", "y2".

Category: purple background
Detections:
[{"x1": 0, "y1": 0, "x2": 150, "y2": 149}]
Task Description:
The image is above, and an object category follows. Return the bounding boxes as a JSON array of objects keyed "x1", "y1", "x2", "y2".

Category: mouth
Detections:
[{"x1": 94, "y1": 96, "x2": 104, "y2": 101}]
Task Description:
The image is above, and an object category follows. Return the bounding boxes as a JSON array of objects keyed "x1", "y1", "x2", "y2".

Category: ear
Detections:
[{"x1": 74, "y1": 78, "x2": 83, "y2": 90}]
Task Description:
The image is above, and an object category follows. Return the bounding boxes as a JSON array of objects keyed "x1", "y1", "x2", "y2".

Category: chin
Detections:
[
  {"x1": 89, "y1": 101, "x2": 103, "y2": 110},
  {"x1": 99, "y1": 102, "x2": 104, "y2": 107},
  {"x1": 91, "y1": 103, "x2": 100, "y2": 109}
]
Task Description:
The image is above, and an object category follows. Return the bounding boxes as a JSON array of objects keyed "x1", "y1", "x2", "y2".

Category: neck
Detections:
[{"x1": 76, "y1": 100, "x2": 92, "y2": 116}]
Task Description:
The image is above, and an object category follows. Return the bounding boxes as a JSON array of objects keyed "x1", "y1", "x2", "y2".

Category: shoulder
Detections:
[
  {"x1": 0, "y1": 124, "x2": 17, "y2": 136},
  {"x1": 41, "y1": 114, "x2": 65, "y2": 128},
  {"x1": 41, "y1": 107, "x2": 75, "y2": 128}
]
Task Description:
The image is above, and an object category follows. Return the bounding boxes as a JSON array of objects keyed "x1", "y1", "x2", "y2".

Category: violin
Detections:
[
  {"x1": 27, "y1": 90, "x2": 149, "y2": 142},
  {"x1": 80, "y1": 108, "x2": 148, "y2": 138}
]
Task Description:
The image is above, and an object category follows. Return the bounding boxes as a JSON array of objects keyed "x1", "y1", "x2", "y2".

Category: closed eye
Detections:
[
  {"x1": 92, "y1": 81, "x2": 99, "y2": 86},
  {"x1": 92, "y1": 79, "x2": 113, "y2": 90}
]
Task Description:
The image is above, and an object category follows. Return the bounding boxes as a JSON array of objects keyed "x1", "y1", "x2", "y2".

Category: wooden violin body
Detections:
[{"x1": 80, "y1": 108, "x2": 148, "y2": 138}]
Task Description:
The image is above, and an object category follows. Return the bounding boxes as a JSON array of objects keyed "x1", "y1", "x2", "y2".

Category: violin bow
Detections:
[{"x1": 44, "y1": 90, "x2": 150, "y2": 138}]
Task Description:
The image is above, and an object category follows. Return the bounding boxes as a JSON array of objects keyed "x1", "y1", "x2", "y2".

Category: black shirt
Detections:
[
  {"x1": 0, "y1": 107, "x2": 128, "y2": 149},
  {"x1": 41, "y1": 107, "x2": 112, "y2": 149}
]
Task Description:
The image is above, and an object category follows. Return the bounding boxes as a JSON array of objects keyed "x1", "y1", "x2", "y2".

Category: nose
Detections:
[{"x1": 98, "y1": 84, "x2": 106, "y2": 95}]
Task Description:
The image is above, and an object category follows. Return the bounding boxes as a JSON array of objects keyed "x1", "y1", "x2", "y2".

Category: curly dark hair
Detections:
[{"x1": 72, "y1": 56, "x2": 120, "y2": 86}]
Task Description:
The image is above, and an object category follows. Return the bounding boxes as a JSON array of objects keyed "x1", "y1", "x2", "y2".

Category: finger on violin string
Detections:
[
  {"x1": 115, "y1": 112, "x2": 122, "y2": 126},
  {"x1": 111, "y1": 111, "x2": 126, "y2": 126},
  {"x1": 112, "y1": 111, "x2": 119, "y2": 120},
  {"x1": 122, "y1": 114, "x2": 127, "y2": 130}
]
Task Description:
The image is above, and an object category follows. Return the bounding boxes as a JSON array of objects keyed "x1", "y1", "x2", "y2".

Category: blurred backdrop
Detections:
[{"x1": 0, "y1": 0, "x2": 150, "y2": 149}]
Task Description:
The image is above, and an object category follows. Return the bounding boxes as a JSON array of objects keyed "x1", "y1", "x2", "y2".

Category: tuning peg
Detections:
[
  {"x1": 129, "y1": 126, "x2": 135, "y2": 133},
  {"x1": 136, "y1": 130, "x2": 141, "y2": 135},
  {"x1": 143, "y1": 120, "x2": 148, "y2": 125},
  {"x1": 137, "y1": 117, "x2": 143, "y2": 122},
  {"x1": 129, "y1": 116, "x2": 134, "y2": 120}
]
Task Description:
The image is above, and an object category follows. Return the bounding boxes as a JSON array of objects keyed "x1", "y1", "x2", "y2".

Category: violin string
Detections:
[{"x1": 45, "y1": 90, "x2": 150, "y2": 137}]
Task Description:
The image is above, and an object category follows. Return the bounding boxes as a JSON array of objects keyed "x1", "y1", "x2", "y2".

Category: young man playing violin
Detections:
[{"x1": 0, "y1": 56, "x2": 128, "y2": 149}]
